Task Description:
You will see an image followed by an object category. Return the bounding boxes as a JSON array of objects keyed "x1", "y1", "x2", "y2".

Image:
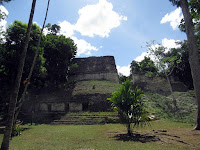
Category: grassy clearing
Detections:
[
  {"x1": 72, "y1": 80, "x2": 121, "y2": 96},
  {"x1": 0, "y1": 120, "x2": 199, "y2": 150}
]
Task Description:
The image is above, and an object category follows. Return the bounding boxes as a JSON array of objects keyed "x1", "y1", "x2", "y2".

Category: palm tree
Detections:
[{"x1": 108, "y1": 80, "x2": 149, "y2": 136}]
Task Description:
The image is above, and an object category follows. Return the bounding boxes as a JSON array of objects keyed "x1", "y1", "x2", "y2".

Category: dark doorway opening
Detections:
[
  {"x1": 65, "y1": 103, "x2": 69, "y2": 112},
  {"x1": 82, "y1": 102, "x2": 89, "y2": 111},
  {"x1": 48, "y1": 104, "x2": 51, "y2": 112}
]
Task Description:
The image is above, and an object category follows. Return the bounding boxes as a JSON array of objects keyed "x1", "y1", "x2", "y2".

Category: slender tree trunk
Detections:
[
  {"x1": 0, "y1": 1, "x2": 36, "y2": 150},
  {"x1": 127, "y1": 123, "x2": 132, "y2": 136},
  {"x1": 164, "y1": 70, "x2": 177, "y2": 112},
  {"x1": 180, "y1": 0, "x2": 200, "y2": 130},
  {"x1": 14, "y1": 0, "x2": 50, "y2": 124}
]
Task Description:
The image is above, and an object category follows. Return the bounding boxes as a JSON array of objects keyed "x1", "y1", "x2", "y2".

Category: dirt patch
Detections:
[
  {"x1": 108, "y1": 131, "x2": 160, "y2": 143},
  {"x1": 114, "y1": 133, "x2": 160, "y2": 143},
  {"x1": 153, "y1": 129, "x2": 191, "y2": 146},
  {"x1": 108, "y1": 128, "x2": 200, "y2": 149},
  {"x1": 153, "y1": 128, "x2": 200, "y2": 149}
]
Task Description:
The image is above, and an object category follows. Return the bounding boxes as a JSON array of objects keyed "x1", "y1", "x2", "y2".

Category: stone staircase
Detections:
[{"x1": 50, "y1": 113, "x2": 119, "y2": 125}]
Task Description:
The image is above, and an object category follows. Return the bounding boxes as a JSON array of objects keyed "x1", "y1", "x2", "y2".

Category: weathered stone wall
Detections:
[
  {"x1": 72, "y1": 94, "x2": 112, "y2": 112},
  {"x1": 21, "y1": 56, "x2": 118, "y2": 121},
  {"x1": 21, "y1": 89, "x2": 71, "y2": 113},
  {"x1": 21, "y1": 89, "x2": 112, "y2": 114},
  {"x1": 70, "y1": 56, "x2": 119, "y2": 83},
  {"x1": 132, "y1": 73, "x2": 188, "y2": 95}
]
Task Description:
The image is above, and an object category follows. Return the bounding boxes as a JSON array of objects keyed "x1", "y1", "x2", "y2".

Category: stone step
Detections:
[
  {"x1": 61, "y1": 114, "x2": 118, "y2": 117},
  {"x1": 51, "y1": 115, "x2": 119, "y2": 125},
  {"x1": 51, "y1": 120, "x2": 102, "y2": 125},
  {"x1": 60, "y1": 116, "x2": 118, "y2": 120}
]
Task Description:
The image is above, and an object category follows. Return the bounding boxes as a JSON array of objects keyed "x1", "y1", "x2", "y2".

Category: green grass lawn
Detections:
[{"x1": 0, "y1": 120, "x2": 199, "y2": 150}]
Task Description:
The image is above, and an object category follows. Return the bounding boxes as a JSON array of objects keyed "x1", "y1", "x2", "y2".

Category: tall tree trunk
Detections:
[
  {"x1": 180, "y1": 0, "x2": 200, "y2": 130},
  {"x1": 0, "y1": 0, "x2": 37, "y2": 150},
  {"x1": 14, "y1": 0, "x2": 50, "y2": 124}
]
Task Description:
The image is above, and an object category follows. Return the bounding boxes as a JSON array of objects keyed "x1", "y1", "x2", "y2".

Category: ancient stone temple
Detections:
[
  {"x1": 70, "y1": 56, "x2": 119, "y2": 83},
  {"x1": 21, "y1": 56, "x2": 119, "y2": 122}
]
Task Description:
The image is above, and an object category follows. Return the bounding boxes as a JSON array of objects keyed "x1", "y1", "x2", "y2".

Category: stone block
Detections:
[
  {"x1": 40, "y1": 103, "x2": 48, "y2": 112},
  {"x1": 70, "y1": 56, "x2": 119, "y2": 83},
  {"x1": 51, "y1": 103, "x2": 65, "y2": 112},
  {"x1": 69, "y1": 102, "x2": 82, "y2": 112}
]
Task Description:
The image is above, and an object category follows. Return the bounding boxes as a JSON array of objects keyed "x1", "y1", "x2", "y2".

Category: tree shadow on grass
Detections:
[{"x1": 113, "y1": 132, "x2": 160, "y2": 143}]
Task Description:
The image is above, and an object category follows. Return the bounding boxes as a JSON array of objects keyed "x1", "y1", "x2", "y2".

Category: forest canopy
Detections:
[{"x1": 0, "y1": 20, "x2": 77, "y2": 116}]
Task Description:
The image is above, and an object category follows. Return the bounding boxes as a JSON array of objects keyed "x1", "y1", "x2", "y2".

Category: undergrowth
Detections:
[{"x1": 144, "y1": 91, "x2": 197, "y2": 124}]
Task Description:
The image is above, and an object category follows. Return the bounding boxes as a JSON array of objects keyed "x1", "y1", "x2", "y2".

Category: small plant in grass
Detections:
[
  {"x1": 11, "y1": 120, "x2": 23, "y2": 137},
  {"x1": 92, "y1": 84, "x2": 95, "y2": 89},
  {"x1": 108, "y1": 79, "x2": 149, "y2": 136}
]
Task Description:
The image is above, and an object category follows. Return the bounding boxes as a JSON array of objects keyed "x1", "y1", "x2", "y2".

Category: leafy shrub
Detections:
[
  {"x1": 108, "y1": 80, "x2": 149, "y2": 135},
  {"x1": 12, "y1": 120, "x2": 23, "y2": 137}
]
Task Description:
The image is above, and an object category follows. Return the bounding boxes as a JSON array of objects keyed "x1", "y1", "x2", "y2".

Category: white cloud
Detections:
[
  {"x1": 117, "y1": 65, "x2": 130, "y2": 76},
  {"x1": 134, "y1": 38, "x2": 181, "y2": 62},
  {"x1": 43, "y1": 27, "x2": 49, "y2": 35},
  {"x1": 162, "y1": 38, "x2": 181, "y2": 52},
  {"x1": 58, "y1": 21, "x2": 98, "y2": 56},
  {"x1": 160, "y1": 7, "x2": 183, "y2": 30},
  {"x1": 0, "y1": 5, "x2": 8, "y2": 33},
  {"x1": 162, "y1": 38, "x2": 180, "y2": 49},
  {"x1": 71, "y1": 36, "x2": 98, "y2": 56},
  {"x1": 74, "y1": 0, "x2": 127, "y2": 37},
  {"x1": 0, "y1": 5, "x2": 8, "y2": 16},
  {"x1": 59, "y1": 21, "x2": 75, "y2": 37},
  {"x1": 58, "y1": 0, "x2": 127, "y2": 56},
  {"x1": 0, "y1": 19, "x2": 7, "y2": 32},
  {"x1": 134, "y1": 52, "x2": 148, "y2": 62},
  {"x1": 33, "y1": 21, "x2": 40, "y2": 26}
]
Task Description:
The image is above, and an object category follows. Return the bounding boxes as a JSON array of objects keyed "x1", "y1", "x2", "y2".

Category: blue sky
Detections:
[{"x1": 0, "y1": 0, "x2": 187, "y2": 76}]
